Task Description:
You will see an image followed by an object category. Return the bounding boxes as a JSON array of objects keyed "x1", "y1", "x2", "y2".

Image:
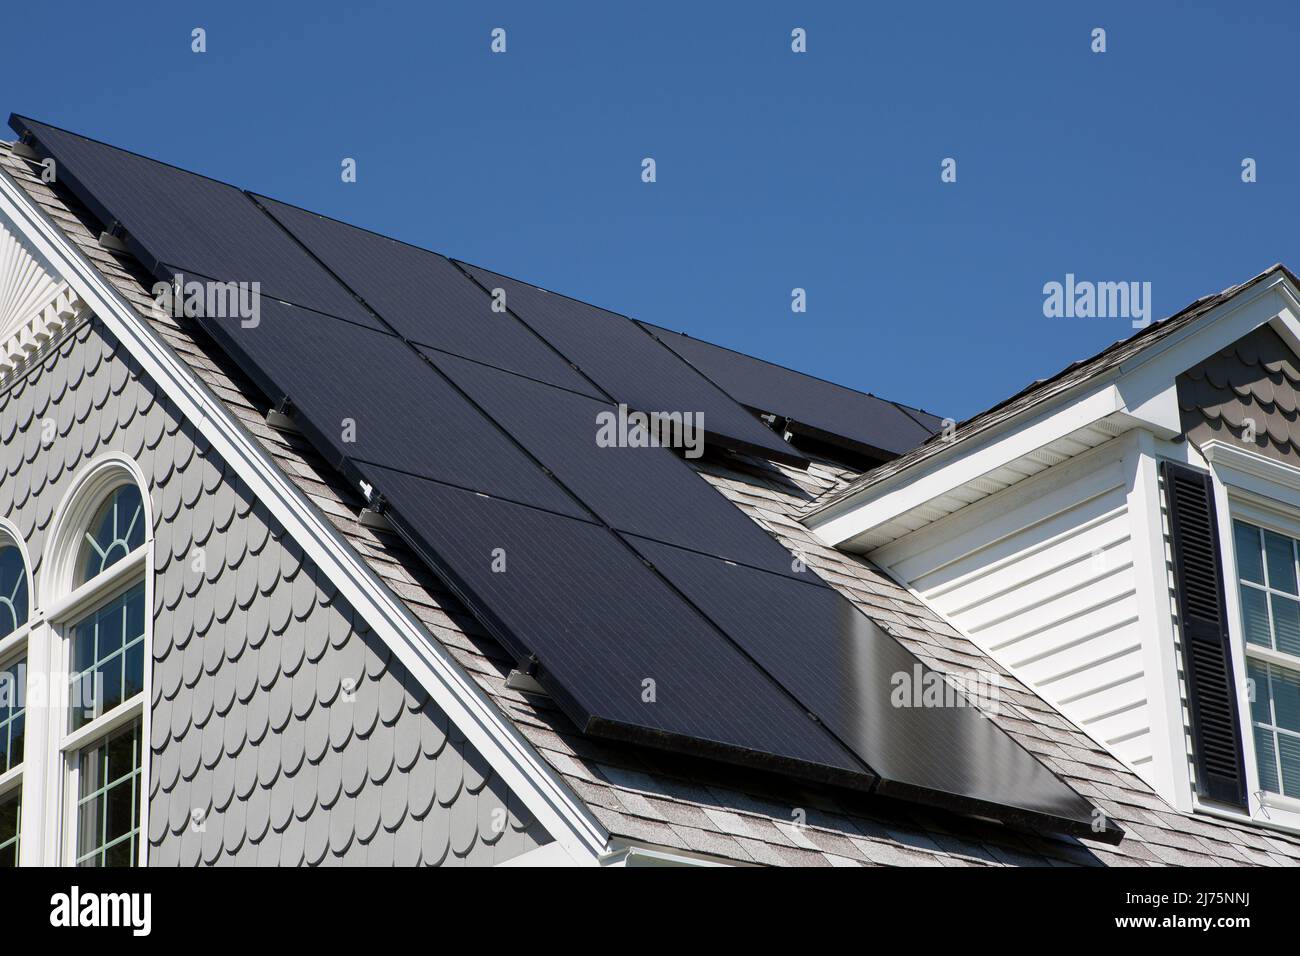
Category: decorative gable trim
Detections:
[{"x1": 0, "y1": 215, "x2": 85, "y2": 379}]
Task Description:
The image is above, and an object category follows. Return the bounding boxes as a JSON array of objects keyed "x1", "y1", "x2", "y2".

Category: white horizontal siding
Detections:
[{"x1": 884, "y1": 441, "x2": 1155, "y2": 777}]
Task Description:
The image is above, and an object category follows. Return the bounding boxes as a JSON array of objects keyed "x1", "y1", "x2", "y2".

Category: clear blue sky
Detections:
[{"x1": 5, "y1": 1, "x2": 1292, "y2": 420}]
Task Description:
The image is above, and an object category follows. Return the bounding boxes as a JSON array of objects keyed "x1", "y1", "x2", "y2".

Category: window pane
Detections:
[
  {"x1": 1255, "y1": 726, "x2": 1281, "y2": 794},
  {"x1": 0, "y1": 789, "x2": 18, "y2": 867},
  {"x1": 78, "y1": 485, "x2": 145, "y2": 586},
  {"x1": 0, "y1": 657, "x2": 25, "y2": 773},
  {"x1": 1280, "y1": 735, "x2": 1300, "y2": 799},
  {"x1": 1235, "y1": 521, "x2": 1265, "y2": 584},
  {"x1": 1265, "y1": 530, "x2": 1298, "y2": 594},
  {"x1": 76, "y1": 720, "x2": 141, "y2": 867},
  {"x1": 69, "y1": 584, "x2": 147, "y2": 731},
  {"x1": 1240, "y1": 585, "x2": 1271, "y2": 648},
  {"x1": 1272, "y1": 595, "x2": 1300, "y2": 657},
  {"x1": 1272, "y1": 666, "x2": 1300, "y2": 733},
  {"x1": 0, "y1": 547, "x2": 27, "y2": 640}
]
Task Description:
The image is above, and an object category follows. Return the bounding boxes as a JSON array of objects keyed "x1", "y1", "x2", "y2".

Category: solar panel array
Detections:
[
  {"x1": 644, "y1": 322, "x2": 943, "y2": 460},
  {"x1": 9, "y1": 113, "x2": 1116, "y2": 840}
]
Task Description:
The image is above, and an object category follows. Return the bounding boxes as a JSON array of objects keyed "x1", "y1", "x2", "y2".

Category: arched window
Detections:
[
  {"x1": 76, "y1": 485, "x2": 145, "y2": 588},
  {"x1": 0, "y1": 546, "x2": 28, "y2": 640},
  {"x1": 39, "y1": 460, "x2": 150, "y2": 868}
]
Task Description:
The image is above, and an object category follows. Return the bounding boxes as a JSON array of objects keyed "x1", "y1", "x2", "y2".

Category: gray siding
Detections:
[
  {"x1": 1179, "y1": 324, "x2": 1300, "y2": 468},
  {"x1": 0, "y1": 317, "x2": 550, "y2": 865}
]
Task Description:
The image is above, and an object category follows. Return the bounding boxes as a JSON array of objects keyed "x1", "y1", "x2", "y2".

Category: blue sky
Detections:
[{"x1": 5, "y1": 1, "x2": 1293, "y2": 420}]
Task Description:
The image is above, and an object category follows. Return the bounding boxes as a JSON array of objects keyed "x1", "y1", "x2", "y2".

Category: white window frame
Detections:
[
  {"x1": 0, "y1": 519, "x2": 33, "y2": 866},
  {"x1": 21, "y1": 454, "x2": 152, "y2": 867},
  {"x1": 1198, "y1": 438, "x2": 1300, "y2": 833}
]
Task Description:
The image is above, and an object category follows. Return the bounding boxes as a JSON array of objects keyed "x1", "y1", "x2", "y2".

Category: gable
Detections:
[{"x1": 1179, "y1": 323, "x2": 1300, "y2": 469}]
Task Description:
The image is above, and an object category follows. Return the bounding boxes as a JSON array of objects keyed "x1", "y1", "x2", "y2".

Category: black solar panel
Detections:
[
  {"x1": 626, "y1": 535, "x2": 1112, "y2": 836},
  {"x1": 458, "y1": 263, "x2": 808, "y2": 468},
  {"x1": 195, "y1": 297, "x2": 587, "y2": 519},
  {"x1": 254, "y1": 196, "x2": 601, "y2": 397},
  {"x1": 9, "y1": 115, "x2": 381, "y2": 331},
  {"x1": 644, "y1": 323, "x2": 941, "y2": 459},
  {"x1": 427, "y1": 350, "x2": 819, "y2": 578},
  {"x1": 16, "y1": 114, "x2": 1115, "y2": 839},
  {"x1": 363, "y1": 464, "x2": 872, "y2": 786}
]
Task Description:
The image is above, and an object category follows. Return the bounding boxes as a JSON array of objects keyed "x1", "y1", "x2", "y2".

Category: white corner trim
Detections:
[
  {"x1": 0, "y1": 168, "x2": 609, "y2": 863},
  {"x1": 1124, "y1": 432, "x2": 1193, "y2": 811}
]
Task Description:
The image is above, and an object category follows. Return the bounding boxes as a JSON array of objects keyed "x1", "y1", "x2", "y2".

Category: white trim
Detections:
[
  {"x1": 44, "y1": 546, "x2": 147, "y2": 626},
  {"x1": 808, "y1": 273, "x2": 1297, "y2": 551},
  {"x1": 0, "y1": 764, "x2": 20, "y2": 797},
  {"x1": 1126, "y1": 432, "x2": 1193, "y2": 810},
  {"x1": 0, "y1": 163, "x2": 608, "y2": 863}
]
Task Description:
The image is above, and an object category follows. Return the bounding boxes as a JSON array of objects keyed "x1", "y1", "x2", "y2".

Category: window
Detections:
[
  {"x1": 73, "y1": 720, "x2": 142, "y2": 867},
  {"x1": 0, "y1": 546, "x2": 27, "y2": 640},
  {"x1": 69, "y1": 584, "x2": 145, "y2": 731},
  {"x1": 19, "y1": 462, "x2": 153, "y2": 868},
  {"x1": 1234, "y1": 520, "x2": 1300, "y2": 799},
  {"x1": 0, "y1": 789, "x2": 17, "y2": 868},
  {"x1": 0, "y1": 655, "x2": 25, "y2": 774}
]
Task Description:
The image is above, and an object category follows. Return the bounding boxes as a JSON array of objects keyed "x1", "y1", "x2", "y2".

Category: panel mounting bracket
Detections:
[{"x1": 97, "y1": 221, "x2": 129, "y2": 254}]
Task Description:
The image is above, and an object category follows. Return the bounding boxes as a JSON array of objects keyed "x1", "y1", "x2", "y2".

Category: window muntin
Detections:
[
  {"x1": 0, "y1": 547, "x2": 27, "y2": 640},
  {"x1": 69, "y1": 584, "x2": 145, "y2": 732},
  {"x1": 0, "y1": 789, "x2": 18, "y2": 868},
  {"x1": 0, "y1": 656, "x2": 25, "y2": 773},
  {"x1": 74, "y1": 719, "x2": 142, "y2": 867},
  {"x1": 76, "y1": 485, "x2": 144, "y2": 587}
]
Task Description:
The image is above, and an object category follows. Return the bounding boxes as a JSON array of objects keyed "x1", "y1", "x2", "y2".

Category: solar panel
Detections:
[
  {"x1": 194, "y1": 297, "x2": 587, "y2": 519},
  {"x1": 457, "y1": 263, "x2": 808, "y2": 468},
  {"x1": 253, "y1": 195, "x2": 601, "y2": 397},
  {"x1": 626, "y1": 535, "x2": 1112, "y2": 837},
  {"x1": 362, "y1": 464, "x2": 872, "y2": 786},
  {"x1": 9, "y1": 115, "x2": 381, "y2": 331},
  {"x1": 643, "y1": 323, "x2": 941, "y2": 459},
  {"x1": 16, "y1": 114, "x2": 1114, "y2": 839},
  {"x1": 426, "y1": 350, "x2": 819, "y2": 578}
]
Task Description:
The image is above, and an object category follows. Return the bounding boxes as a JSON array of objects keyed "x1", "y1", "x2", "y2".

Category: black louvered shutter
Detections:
[{"x1": 1161, "y1": 460, "x2": 1247, "y2": 808}]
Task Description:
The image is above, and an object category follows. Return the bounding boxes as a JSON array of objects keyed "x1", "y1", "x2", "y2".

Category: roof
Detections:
[
  {"x1": 5, "y1": 141, "x2": 1300, "y2": 865},
  {"x1": 808, "y1": 264, "x2": 1300, "y2": 516}
]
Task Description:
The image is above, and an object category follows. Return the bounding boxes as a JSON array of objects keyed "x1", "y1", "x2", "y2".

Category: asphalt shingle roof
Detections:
[{"x1": 6, "y1": 141, "x2": 1299, "y2": 866}]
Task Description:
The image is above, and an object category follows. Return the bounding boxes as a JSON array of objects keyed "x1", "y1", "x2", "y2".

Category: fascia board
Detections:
[{"x1": 806, "y1": 383, "x2": 1127, "y2": 547}]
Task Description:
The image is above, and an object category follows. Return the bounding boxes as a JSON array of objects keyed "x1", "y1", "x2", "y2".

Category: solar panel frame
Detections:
[{"x1": 456, "y1": 262, "x2": 809, "y2": 469}]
